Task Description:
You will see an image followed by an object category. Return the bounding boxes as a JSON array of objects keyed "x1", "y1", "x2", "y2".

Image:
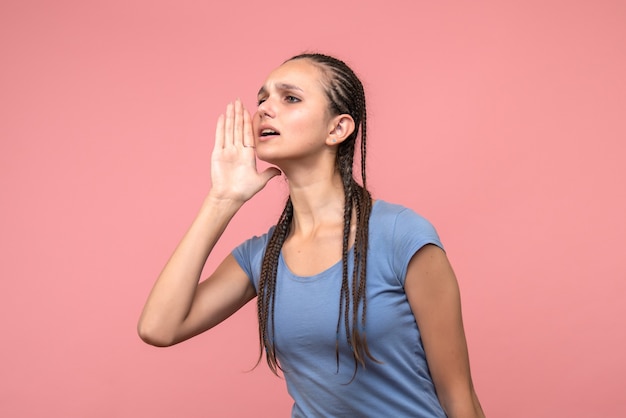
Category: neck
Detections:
[{"x1": 285, "y1": 168, "x2": 346, "y2": 236}]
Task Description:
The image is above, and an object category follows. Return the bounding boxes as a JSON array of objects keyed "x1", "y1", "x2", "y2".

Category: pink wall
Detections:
[{"x1": 1, "y1": 1, "x2": 625, "y2": 416}]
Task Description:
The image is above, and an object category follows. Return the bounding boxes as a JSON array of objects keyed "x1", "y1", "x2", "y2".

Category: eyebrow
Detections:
[{"x1": 257, "y1": 83, "x2": 304, "y2": 97}]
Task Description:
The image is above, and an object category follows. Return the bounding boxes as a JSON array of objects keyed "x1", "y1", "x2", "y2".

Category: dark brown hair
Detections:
[{"x1": 256, "y1": 53, "x2": 374, "y2": 378}]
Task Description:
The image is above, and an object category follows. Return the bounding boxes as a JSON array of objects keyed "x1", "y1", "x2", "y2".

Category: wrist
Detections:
[{"x1": 203, "y1": 192, "x2": 246, "y2": 213}]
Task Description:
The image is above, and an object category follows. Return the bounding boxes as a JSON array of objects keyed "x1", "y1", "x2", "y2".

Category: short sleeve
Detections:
[
  {"x1": 231, "y1": 226, "x2": 274, "y2": 291},
  {"x1": 391, "y1": 208, "x2": 443, "y2": 284}
]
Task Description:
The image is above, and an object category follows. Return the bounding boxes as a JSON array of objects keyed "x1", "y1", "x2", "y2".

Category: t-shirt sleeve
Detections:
[
  {"x1": 392, "y1": 208, "x2": 443, "y2": 285},
  {"x1": 231, "y1": 227, "x2": 274, "y2": 291}
]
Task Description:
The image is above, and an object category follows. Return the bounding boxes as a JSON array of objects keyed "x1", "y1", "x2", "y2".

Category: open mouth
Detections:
[{"x1": 260, "y1": 129, "x2": 280, "y2": 137}]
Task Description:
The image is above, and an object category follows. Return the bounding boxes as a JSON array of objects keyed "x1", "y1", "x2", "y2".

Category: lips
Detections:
[{"x1": 258, "y1": 125, "x2": 280, "y2": 141}]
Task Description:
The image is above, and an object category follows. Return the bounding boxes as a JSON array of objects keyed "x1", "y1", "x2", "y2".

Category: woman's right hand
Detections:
[
  {"x1": 208, "y1": 99, "x2": 281, "y2": 203},
  {"x1": 139, "y1": 100, "x2": 270, "y2": 347}
]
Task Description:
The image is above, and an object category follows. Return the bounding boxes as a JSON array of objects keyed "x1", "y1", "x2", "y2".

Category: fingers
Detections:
[
  {"x1": 234, "y1": 99, "x2": 244, "y2": 147},
  {"x1": 224, "y1": 102, "x2": 234, "y2": 147},
  {"x1": 214, "y1": 114, "x2": 225, "y2": 150},
  {"x1": 217, "y1": 100, "x2": 252, "y2": 149},
  {"x1": 243, "y1": 108, "x2": 255, "y2": 149}
]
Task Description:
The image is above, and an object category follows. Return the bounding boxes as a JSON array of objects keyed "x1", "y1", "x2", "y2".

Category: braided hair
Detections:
[{"x1": 257, "y1": 53, "x2": 374, "y2": 378}]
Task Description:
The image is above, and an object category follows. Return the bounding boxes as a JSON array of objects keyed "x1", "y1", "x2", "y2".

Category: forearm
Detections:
[
  {"x1": 139, "y1": 100, "x2": 280, "y2": 346},
  {"x1": 440, "y1": 388, "x2": 485, "y2": 418},
  {"x1": 137, "y1": 194, "x2": 243, "y2": 345}
]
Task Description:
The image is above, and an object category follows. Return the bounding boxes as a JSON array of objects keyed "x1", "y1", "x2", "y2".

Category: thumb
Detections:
[{"x1": 259, "y1": 167, "x2": 282, "y2": 185}]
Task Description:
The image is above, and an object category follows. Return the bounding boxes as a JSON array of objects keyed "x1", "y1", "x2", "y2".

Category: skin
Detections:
[{"x1": 138, "y1": 59, "x2": 484, "y2": 417}]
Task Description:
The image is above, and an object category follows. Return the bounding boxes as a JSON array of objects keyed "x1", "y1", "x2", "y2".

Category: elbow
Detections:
[
  {"x1": 137, "y1": 319, "x2": 177, "y2": 347},
  {"x1": 438, "y1": 387, "x2": 485, "y2": 418}
]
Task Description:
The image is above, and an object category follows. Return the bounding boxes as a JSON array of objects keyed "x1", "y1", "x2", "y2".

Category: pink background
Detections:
[{"x1": 1, "y1": 1, "x2": 625, "y2": 417}]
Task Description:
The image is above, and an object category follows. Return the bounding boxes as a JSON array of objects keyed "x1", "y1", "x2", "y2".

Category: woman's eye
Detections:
[
  {"x1": 285, "y1": 95, "x2": 300, "y2": 103},
  {"x1": 257, "y1": 98, "x2": 267, "y2": 106}
]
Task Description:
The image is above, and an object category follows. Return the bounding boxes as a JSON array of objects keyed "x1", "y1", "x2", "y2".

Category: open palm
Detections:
[{"x1": 210, "y1": 100, "x2": 281, "y2": 203}]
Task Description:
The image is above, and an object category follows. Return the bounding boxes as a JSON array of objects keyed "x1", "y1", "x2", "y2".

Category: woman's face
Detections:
[{"x1": 252, "y1": 59, "x2": 336, "y2": 166}]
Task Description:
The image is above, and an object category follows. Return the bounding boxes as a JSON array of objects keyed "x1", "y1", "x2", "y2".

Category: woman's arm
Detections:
[
  {"x1": 137, "y1": 100, "x2": 280, "y2": 347},
  {"x1": 405, "y1": 244, "x2": 485, "y2": 418}
]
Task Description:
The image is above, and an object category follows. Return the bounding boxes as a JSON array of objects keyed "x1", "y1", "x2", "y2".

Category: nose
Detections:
[{"x1": 257, "y1": 97, "x2": 276, "y2": 119}]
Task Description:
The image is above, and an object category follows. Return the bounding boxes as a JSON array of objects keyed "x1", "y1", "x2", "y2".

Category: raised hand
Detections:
[
  {"x1": 138, "y1": 99, "x2": 270, "y2": 347},
  {"x1": 209, "y1": 99, "x2": 281, "y2": 203}
]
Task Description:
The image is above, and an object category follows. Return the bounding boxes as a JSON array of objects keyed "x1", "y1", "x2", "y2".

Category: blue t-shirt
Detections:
[{"x1": 233, "y1": 200, "x2": 446, "y2": 417}]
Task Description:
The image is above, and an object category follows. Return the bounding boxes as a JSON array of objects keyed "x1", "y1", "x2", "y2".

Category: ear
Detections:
[{"x1": 326, "y1": 114, "x2": 355, "y2": 146}]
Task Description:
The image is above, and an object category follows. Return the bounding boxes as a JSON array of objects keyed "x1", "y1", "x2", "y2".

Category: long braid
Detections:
[
  {"x1": 358, "y1": 89, "x2": 368, "y2": 188},
  {"x1": 257, "y1": 53, "x2": 375, "y2": 378},
  {"x1": 338, "y1": 180, "x2": 352, "y2": 371},
  {"x1": 336, "y1": 112, "x2": 356, "y2": 355},
  {"x1": 257, "y1": 197, "x2": 292, "y2": 374}
]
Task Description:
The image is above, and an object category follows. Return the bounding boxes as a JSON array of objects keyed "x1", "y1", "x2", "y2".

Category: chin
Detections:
[{"x1": 256, "y1": 152, "x2": 285, "y2": 167}]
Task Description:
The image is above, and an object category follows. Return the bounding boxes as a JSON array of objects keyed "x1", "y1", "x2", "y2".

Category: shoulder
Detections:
[
  {"x1": 371, "y1": 200, "x2": 437, "y2": 236},
  {"x1": 233, "y1": 225, "x2": 276, "y2": 254},
  {"x1": 231, "y1": 225, "x2": 276, "y2": 282},
  {"x1": 370, "y1": 200, "x2": 443, "y2": 283}
]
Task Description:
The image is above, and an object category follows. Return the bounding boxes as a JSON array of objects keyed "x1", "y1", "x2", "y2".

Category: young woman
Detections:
[{"x1": 138, "y1": 53, "x2": 485, "y2": 417}]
